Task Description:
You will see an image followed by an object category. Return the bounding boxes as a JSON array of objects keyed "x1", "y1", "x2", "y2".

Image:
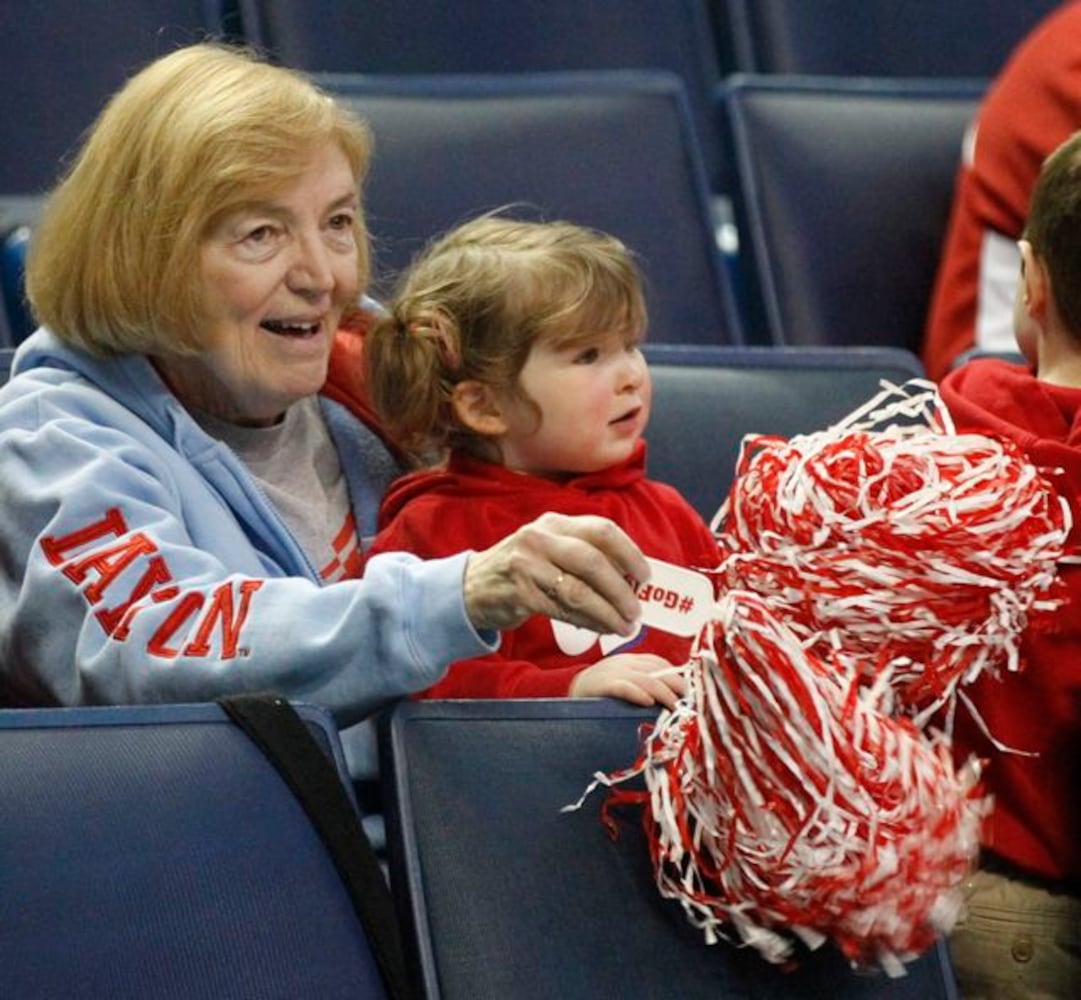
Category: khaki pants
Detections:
[{"x1": 948, "y1": 868, "x2": 1081, "y2": 999}]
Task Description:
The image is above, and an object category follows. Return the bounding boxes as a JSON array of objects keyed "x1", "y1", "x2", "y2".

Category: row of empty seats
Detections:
[
  {"x1": 2, "y1": 0, "x2": 1051, "y2": 194},
  {"x1": 0, "y1": 696, "x2": 962, "y2": 999},
  {"x1": 0, "y1": 71, "x2": 983, "y2": 355},
  {"x1": 234, "y1": 0, "x2": 1056, "y2": 177},
  {"x1": 0, "y1": 2, "x2": 1049, "y2": 352}
]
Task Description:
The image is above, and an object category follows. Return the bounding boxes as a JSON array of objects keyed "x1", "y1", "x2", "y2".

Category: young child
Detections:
[
  {"x1": 364, "y1": 215, "x2": 720, "y2": 708},
  {"x1": 939, "y1": 130, "x2": 1081, "y2": 998}
]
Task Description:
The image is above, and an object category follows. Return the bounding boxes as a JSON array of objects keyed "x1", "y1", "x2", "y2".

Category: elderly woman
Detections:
[{"x1": 0, "y1": 44, "x2": 647, "y2": 811}]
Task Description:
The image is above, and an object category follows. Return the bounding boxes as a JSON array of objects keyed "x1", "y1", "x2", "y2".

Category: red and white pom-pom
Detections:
[
  {"x1": 567, "y1": 380, "x2": 1068, "y2": 973},
  {"x1": 570, "y1": 591, "x2": 989, "y2": 975},
  {"x1": 713, "y1": 380, "x2": 1070, "y2": 715}
]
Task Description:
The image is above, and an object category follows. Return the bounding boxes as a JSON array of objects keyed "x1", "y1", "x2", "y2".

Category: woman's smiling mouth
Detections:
[{"x1": 261, "y1": 318, "x2": 322, "y2": 338}]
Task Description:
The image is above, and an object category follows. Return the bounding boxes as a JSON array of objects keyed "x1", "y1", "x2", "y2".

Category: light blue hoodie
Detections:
[{"x1": 0, "y1": 326, "x2": 497, "y2": 794}]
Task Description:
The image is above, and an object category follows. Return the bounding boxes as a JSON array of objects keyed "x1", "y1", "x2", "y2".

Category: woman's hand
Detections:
[
  {"x1": 463, "y1": 512, "x2": 648, "y2": 636},
  {"x1": 568, "y1": 654, "x2": 686, "y2": 709}
]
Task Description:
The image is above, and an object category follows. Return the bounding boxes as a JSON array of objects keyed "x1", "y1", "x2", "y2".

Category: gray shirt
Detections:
[{"x1": 193, "y1": 396, "x2": 357, "y2": 581}]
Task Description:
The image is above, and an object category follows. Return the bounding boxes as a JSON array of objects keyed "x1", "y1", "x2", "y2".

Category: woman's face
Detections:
[{"x1": 154, "y1": 142, "x2": 361, "y2": 426}]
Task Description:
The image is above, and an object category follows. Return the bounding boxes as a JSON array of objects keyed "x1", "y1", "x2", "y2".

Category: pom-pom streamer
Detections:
[{"x1": 712, "y1": 380, "x2": 1070, "y2": 716}]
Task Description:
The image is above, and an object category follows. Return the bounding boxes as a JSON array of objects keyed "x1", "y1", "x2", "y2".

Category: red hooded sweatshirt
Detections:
[
  {"x1": 940, "y1": 358, "x2": 1081, "y2": 883},
  {"x1": 367, "y1": 442, "x2": 721, "y2": 699}
]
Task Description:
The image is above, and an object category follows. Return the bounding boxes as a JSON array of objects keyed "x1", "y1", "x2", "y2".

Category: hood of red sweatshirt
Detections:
[
  {"x1": 940, "y1": 358, "x2": 1081, "y2": 525},
  {"x1": 321, "y1": 306, "x2": 408, "y2": 465}
]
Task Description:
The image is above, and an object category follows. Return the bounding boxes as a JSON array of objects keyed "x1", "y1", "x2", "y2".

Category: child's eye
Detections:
[{"x1": 573, "y1": 347, "x2": 600, "y2": 364}]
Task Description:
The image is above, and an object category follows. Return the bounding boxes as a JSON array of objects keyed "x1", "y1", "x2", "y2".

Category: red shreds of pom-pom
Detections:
[{"x1": 712, "y1": 382, "x2": 1071, "y2": 718}]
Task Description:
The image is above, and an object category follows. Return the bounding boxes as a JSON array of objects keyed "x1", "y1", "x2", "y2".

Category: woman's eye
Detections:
[
  {"x1": 243, "y1": 224, "x2": 277, "y2": 245},
  {"x1": 328, "y1": 212, "x2": 354, "y2": 231}
]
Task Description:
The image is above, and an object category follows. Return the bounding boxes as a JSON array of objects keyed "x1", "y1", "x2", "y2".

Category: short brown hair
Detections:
[
  {"x1": 26, "y1": 43, "x2": 372, "y2": 356},
  {"x1": 365, "y1": 213, "x2": 647, "y2": 459},
  {"x1": 1024, "y1": 129, "x2": 1081, "y2": 337}
]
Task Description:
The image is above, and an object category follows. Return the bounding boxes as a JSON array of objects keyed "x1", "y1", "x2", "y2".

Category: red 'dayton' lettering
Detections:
[{"x1": 40, "y1": 507, "x2": 262, "y2": 659}]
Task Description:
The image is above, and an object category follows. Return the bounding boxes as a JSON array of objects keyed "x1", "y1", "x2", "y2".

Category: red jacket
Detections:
[
  {"x1": 923, "y1": 1, "x2": 1081, "y2": 381},
  {"x1": 940, "y1": 358, "x2": 1081, "y2": 881},
  {"x1": 368, "y1": 442, "x2": 721, "y2": 698}
]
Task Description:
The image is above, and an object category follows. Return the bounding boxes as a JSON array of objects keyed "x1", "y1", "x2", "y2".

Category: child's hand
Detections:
[{"x1": 568, "y1": 654, "x2": 686, "y2": 709}]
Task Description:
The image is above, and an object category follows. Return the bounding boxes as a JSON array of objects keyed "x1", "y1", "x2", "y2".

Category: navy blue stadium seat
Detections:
[
  {"x1": 642, "y1": 343, "x2": 926, "y2": 522},
  {"x1": 0, "y1": 3, "x2": 230, "y2": 195},
  {"x1": 722, "y1": 75, "x2": 984, "y2": 352},
  {"x1": 0, "y1": 294, "x2": 12, "y2": 349},
  {"x1": 320, "y1": 71, "x2": 744, "y2": 347},
  {"x1": 0, "y1": 196, "x2": 46, "y2": 346},
  {"x1": 379, "y1": 698, "x2": 961, "y2": 1000},
  {"x1": 235, "y1": 0, "x2": 727, "y2": 192},
  {"x1": 719, "y1": 0, "x2": 1061, "y2": 77},
  {"x1": 1, "y1": 224, "x2": 32, "y2": 345},
  {"x1": 0, "y1": 700, "x2": 407, "y2": 999}
]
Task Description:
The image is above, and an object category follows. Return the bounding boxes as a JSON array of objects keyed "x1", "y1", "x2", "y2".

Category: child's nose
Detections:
[{"x1": 620, "y1": 353, "x2": 647, "y2": 388}]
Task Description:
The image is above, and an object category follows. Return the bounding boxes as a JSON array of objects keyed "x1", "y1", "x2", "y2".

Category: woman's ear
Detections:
[{"x1": 451, "y1": 380, "x2": 507, "y2": 436}]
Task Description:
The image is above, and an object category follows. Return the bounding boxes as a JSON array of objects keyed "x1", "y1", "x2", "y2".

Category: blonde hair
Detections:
[
  {"x1": 365, "y1": 214, "x2": 647, "y2": 459},
  {"x1": 26, "y1": 43, "x2": 373, "y2": 356}
]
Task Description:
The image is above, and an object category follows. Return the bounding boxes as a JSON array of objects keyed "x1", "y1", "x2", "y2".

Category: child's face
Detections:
[{"x1": 495, "y1": 328, "x2": 650, "y2": 477}]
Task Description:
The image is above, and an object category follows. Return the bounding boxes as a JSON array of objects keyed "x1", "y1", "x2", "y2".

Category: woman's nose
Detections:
[{"x1": 287, "y1": 234, "x2": 334, "y2": 297}]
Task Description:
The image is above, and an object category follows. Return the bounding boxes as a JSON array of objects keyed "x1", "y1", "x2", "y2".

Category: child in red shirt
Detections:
[
  {"x1": 939, "y1": 129, "x2": 1081, "y2": 998},
  {"x1": 365, "y1": 215, "x2": 719, "y2": 707}
]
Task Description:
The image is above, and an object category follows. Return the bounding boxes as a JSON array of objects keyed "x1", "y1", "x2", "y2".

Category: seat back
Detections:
[
  {"x1": 0, "y1": 700, "x2": 400, "y2": 999},
  {"x1": 379, "y1": 698, "x2": 960, "y2": 999},
  {"x1": 723, "y1": 75, "x2": 984, "y2": 351},
  {"x1": 0, "y1": 193, "x2": 46, "y2": 347},
  {"x1": 322, "y1": 71, "x2": 743, "y2": 346},
  {"x1": 0, "y1": 225, "x2": 32, "y2": 345},
  {"x1": 642, "y1": 343, "x2": 925, "y2": 521},
  {"x1": 0, "y1": 292, "x2": 12, "y2": 349},
  {"x1": 0, "y1": 3, "x2": 228, "y2": 194},
  {"x1": 720, "y1": 0, "x2": 1061, "y2": 77},
  {"x1": 235, "y1": 0, "x2": 726, "y2": 190}
]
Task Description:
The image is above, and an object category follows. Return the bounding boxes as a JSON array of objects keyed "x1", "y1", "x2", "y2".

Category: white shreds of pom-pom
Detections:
[
  {"x1": 711, "y1": 380, "x2": 1071, "y2": 718},
  {"x1": 568, "y1": 591, "x2": 990, "y2": 974}
]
